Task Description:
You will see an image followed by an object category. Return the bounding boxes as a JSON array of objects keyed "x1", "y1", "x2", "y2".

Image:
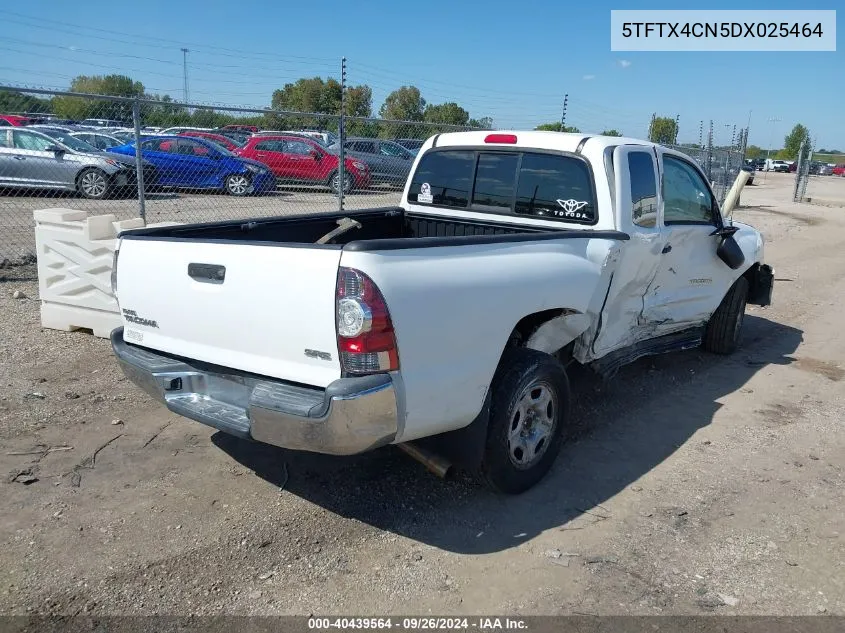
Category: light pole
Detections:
[{"x1": 181, "y1": 48, "x2": 190, "y2": 104}]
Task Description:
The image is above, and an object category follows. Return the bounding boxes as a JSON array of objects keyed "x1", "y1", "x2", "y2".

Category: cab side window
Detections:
[
  {"x1": 662, "y1": 155, "x2": 716, "y2": 225},
  {"x1": 628, "y1": 151, "x2": 658, "y2": 228}
]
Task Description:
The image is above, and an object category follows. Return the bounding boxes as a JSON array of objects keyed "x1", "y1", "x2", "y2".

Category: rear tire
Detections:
[
  {"x1": 225, "y1": 173, "x2": 251, "y2": 196},
  {"x1": 76, "y1": 168, "x2": 110, "y2": 200},
  {"x1": 703, "y1": 276, "x2": 748, "y2": 355},
  {"x1": 479, "y1": 348, "x2": 570, "y2": 494},
  {"x1": 329, "y1": 170, "x2": 354, "y2": 195}
]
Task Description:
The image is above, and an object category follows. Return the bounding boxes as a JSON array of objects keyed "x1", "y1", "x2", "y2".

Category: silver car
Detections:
[
  {"x1": 70, "y1": 131, "x2": 124, "y2": 150},
  {"x1": 0, "y1": 127, "x2": 148, "y2": 199}
]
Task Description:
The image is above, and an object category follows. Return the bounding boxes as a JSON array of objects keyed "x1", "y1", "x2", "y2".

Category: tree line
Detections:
[
  {"x1": 0, "y1": 74, "x2": 493, "y2": 139},
  {"x1": 1, "y1": 79, "x2": 818, "y2": 159}
]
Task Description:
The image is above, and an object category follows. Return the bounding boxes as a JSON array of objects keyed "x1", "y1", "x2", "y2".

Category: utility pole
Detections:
[
  {"x1": 338, "y1": 56, "x2": 346, "y2": 211},
  {"x1": 560, "y1": 94, "x2": 568, "y2": 131},
  {"x1": 706, "y1": 120, "x2": 713, "y2": 180},
  {"x1": 181, "y1": 48, "x2": 190, "y2": 104},
  {"x1": 699, "y1": 120, "x2": 704, "y2": 149}
]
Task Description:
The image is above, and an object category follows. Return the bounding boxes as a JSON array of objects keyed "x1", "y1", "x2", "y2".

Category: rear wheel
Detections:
[
  {"x1": 77, "y1": 168, "x2": 110, "y2": 200},
  {"x1": 479, "y1": 348, "x2": 570, "y2": 494},
  {"x1": 225, "y1": 173, "x2": 251, "y2": 196},
  {"x1": 329, "y1": 170, "x2": 354, "y2": 195},
  {"x1": 703, "y1": 276, "x2": 748, "y2": 355}
]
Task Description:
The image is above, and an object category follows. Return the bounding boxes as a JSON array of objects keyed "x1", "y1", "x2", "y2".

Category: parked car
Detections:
[
  {"x1": 750, "y1": 158, "x2": 765, "y2": 171},
  {"x1": 0, "y1": 115, "x2": 32, "y2": 127},
  {"x1": 394, "y1": 138, "x2": 425, "y2": 153},
  {"x1": 212, "y1": 129, "x2": 252, "y2": 146},
  {"x1": 764, "y1": 159, "x2": 790, "y2": 173},
  {"x1": 70, "y1": 131, "x2": 124, "y2": 150},
  {"x1": 330, "y1": 137, "x2": 415, "y2": 186},
  {"x1": 158, "y1": 127, "x2": 213, "y2": 135},
  {"x1": 286, "y1": 130, "x2": 338, "y2": 147},
  {"x1": 254, "y1": 130, "x2": 331, "y2": 146},
  {"x1": 832, "y1": 164, "x2": 845, "y2": 176},
  {"x1": 220, "y1": 124, "x2": 259, "y2": 134},
  {"x1": 111, "y1": 130, "x2": 138, "y2": 143},
  {"x1": 178, "y1": 130, "x2": 242, "y2": 151},
  {"x1": 108, "y1": 135, "x2": 275, "y2": 196},
  {"x1": 111, "y1": 130, "x2": 773, "y2": 494},
  {"x1": 81, "y1": 118, "x2": 128, "y2": 128},
  {"x1": 235, "y1": 134, "x2": 370, "y2": 194},
  {"x1": 0, "y1": 127, "x2": 152, "y2": 199},
  {"x1": 816, "y1": 163, "x2": 833, "y2": 176}
]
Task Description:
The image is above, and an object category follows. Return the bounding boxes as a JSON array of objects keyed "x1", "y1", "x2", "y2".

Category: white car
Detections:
[{"x1": 110, "y1": 131, "x2": 773, "y2": 493}]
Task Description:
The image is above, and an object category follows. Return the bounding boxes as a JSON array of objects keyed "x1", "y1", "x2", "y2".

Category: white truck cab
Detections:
[{"x1": 111, "y1": 131, "x2": 773, "y2": 493}]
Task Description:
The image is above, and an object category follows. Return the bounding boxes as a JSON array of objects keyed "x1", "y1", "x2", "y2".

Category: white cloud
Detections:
[
  {"x1": 68, "y1": 46, "x2": 78, "y2": 51},
  {"x1": 618, "y1": 59, "x2": 632, "y2": 68},
  {"x1": 583, "y1": 74, "x2": 596, "y2": 80}
]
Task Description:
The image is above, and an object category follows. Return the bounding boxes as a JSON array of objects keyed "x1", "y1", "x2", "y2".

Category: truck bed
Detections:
[{"x1": 121, "y1": 207, "x2": 626, "y2": 250}]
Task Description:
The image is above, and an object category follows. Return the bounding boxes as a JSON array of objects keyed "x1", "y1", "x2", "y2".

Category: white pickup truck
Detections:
[{"x1": 111, "y1": 131, "x2": 773, "y2": 493}]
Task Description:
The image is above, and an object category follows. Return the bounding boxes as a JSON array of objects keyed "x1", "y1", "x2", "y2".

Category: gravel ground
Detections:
[{"x1": 0, "y1": 173, "x2": 843, "y2": 616}]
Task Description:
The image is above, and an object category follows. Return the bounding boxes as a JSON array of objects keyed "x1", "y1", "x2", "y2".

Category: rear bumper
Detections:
[{"x1": 111, "y1": 328, "x2": 398, "y2": 455}]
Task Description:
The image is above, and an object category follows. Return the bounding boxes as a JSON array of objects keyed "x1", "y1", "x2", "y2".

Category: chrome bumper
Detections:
[{"x1": 110, "y1": 328, "x2": 398, "y2": 455}]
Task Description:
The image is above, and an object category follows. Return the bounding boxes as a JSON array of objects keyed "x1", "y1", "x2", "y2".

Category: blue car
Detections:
[{"x1": 108, "y1": 135, "x2": 276, "y2": 196}]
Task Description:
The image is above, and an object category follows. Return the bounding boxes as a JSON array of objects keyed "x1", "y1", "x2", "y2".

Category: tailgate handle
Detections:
[{"x1": 188, "y1": 263, "x2": 226, "y2": 284}]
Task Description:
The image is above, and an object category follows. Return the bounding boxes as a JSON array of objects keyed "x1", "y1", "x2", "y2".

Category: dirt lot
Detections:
[{"x1": 0, "y1": 174, "x2": 843, "y2": 616}]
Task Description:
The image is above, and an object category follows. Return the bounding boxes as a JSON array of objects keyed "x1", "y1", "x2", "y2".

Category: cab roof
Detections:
[{"x1": 429, "y1": 130, "x2": 656, "y2": 153}]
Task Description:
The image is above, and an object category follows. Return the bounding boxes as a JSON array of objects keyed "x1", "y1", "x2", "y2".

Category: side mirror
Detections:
[
  {"x1": 46, "y1": 144, "x2": 65, "y2": 154},
  {"x1": 712, "y1": 226, "x2": 745, "y2": 270}
]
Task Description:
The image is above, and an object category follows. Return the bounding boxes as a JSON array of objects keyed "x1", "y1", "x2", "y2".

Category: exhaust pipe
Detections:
[{"x1": 398, "y1": 442, "x2": 452, "y2": 479}]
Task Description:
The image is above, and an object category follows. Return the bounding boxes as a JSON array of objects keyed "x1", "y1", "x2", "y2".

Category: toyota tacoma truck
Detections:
[{"x1": 110, "y1": 131, "x2": 774, "y2": 493}]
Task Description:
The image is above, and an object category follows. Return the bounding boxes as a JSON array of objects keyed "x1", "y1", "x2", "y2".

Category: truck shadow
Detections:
[{"x1": 214, "y1": 313, "x2": 802, "y2": 554}]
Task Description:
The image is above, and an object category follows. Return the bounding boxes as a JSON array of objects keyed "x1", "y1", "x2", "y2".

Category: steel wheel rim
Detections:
[
  {"x1": 80, "y1": 171, "x2": 106, "y2": 197},
  {"x1": 508, "y1": 380, "x2": 557, "y2": 469},
  {"x1": 228, "y1": 175, "x2": 249, "y2": 195}
]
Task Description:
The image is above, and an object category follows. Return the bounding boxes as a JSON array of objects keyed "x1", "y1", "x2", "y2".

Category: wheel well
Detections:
[{"x1": 507, "y1": 309, "x2": 566, "y2": 348}]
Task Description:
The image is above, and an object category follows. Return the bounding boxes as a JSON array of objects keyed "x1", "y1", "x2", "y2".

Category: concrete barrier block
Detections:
[
  {"x1": 83, "y1": 214, "x2": 118, "y2": 241},
  {"x1": 34, "y1": 209, "x2": 182, "y2": 338}
]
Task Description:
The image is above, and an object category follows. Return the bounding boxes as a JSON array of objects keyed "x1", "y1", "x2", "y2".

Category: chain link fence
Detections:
[
  {"x1": 663, "y1": 143, "x2": 746, "y2": 205},
  {"x1": 0, "y1": 86, "x2": 482, "y2": 262},
  {"x1": 1, "y1": 84, "x2": 750, "y2": 263}
]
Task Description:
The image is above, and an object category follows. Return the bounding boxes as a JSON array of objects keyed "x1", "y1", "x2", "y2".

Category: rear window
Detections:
[{"x1": 408, "y1": 149, "x2": 596, "y2": 224}]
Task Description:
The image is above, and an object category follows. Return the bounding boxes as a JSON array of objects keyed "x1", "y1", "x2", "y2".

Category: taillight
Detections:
[
  {"x1": 336, "y1": 267, "x2": 399, "y2": 375},
  {"x1": 484, "y1": 133, "x2": 517, "y2": 144}
]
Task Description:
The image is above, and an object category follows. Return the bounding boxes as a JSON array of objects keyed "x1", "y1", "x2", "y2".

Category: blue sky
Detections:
[{"x1": 0, "y1": 1, "x2": 841, "y2": 148}]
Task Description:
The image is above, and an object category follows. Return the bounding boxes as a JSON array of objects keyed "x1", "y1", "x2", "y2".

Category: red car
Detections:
[
  {"x1": 0, "y1": 114, "x2": 31, "y2": 126},
  {"x1": 221, "y1": 124, "x2": 259, "y2": 134},
  {"x1": 235, "y1": 135, "x2": 370, "y2": 193},
  {"x1": 178, "y1": 131, "x2": 241, "y2": 151},
  {"x1": 832, "y1": 164, "x2": 845, "y2": 176}
]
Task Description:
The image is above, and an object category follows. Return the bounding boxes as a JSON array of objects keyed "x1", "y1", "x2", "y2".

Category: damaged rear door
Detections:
[{"x1": 584, "y1": 145, "x2": 667, "y2": 360}]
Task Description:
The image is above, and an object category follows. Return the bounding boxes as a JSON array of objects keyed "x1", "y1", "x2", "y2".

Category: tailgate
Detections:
[{"x1": 115, "y1": 238, "x2": 342, "y2": 388}]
